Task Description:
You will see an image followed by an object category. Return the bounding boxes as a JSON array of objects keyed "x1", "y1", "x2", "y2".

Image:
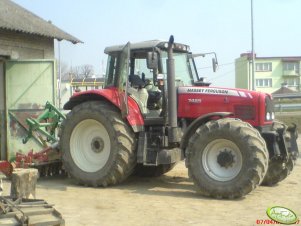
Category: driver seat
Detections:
[{"x1": 128, "y1": 74, "x2": 149, "y2": 114}]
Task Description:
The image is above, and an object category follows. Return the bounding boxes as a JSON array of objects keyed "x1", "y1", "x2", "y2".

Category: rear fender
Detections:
[
  {"x1": 64, "y1": 89, "x2": 144, "y2": 132},
  {"x1": 180, "y1": 112, "x2": 233, "y2": 152}
]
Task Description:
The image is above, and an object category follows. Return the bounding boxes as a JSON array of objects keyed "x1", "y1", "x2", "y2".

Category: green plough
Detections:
[
  {"x1": 19, "y1": 102, "x2": 66, "y2": 176},
  {"x1": 22, "y1": 102, "x2": 66, "y2": 146}
]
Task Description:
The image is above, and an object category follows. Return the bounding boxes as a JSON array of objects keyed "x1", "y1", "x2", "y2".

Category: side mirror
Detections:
[
  {"x1": 147, "y1": 52, "x2": 158, "y2": 69},
  {"x1": 212, "y1": 58, "x2": 218, "y2": 72}
]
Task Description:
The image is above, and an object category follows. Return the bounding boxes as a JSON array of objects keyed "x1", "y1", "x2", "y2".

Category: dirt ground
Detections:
[{"x1": 2, "y1": 136, "x2": 301, "y2": 226}]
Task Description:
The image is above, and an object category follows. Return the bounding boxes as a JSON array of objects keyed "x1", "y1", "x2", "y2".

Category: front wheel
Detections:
[
  {"x1": 186, "y1": 118, "x2": 269, "y2": 199},
  {"x1": 261, "y1": 156, "x2": 294, "y2": 186}
]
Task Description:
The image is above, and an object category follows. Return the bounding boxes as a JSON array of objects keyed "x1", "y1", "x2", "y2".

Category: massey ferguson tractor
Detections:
[{"x1": 24, "y1": 36, "x2": 298, "y2": 199}]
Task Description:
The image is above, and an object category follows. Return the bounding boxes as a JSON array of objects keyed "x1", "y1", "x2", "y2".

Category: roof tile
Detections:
[{"x1": 0, "y1": 0, "x2": 82, "y2": 43}]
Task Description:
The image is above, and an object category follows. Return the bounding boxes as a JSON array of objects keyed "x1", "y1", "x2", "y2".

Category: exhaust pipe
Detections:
[{"x1": 167, "y1": 35, "x2": 180, "y2": 143}]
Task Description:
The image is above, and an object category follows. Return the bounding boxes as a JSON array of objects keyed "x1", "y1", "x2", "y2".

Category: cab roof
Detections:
[{"x1": 104, "y1": 40, "x2": 190, "y2": 54}]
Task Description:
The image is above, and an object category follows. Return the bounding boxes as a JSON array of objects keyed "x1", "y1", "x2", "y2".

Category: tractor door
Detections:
[{"x1": 117, "y1": 42, "x2": 130, "y2": 118}]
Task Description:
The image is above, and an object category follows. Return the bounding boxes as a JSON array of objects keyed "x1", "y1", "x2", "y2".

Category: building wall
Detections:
[
  {"x1": 235, "y1": 54, "x2": 301, "y2": 93},
  {"x1": 0, "y1": 29, "x2": 54, "y2": 59},
  {"x1": 235, "y1": 55, "x2": 249, "y2": 90},
  {"x1": 254, "y1": 59, "x2": 281, "y2": 93}
]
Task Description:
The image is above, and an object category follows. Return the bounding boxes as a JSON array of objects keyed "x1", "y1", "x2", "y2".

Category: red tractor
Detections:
[{"x1": 60, "y1": 36, "x2": 298, "y2": 199}]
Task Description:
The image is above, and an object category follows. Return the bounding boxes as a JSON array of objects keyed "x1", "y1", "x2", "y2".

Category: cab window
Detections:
[{"x1": 104, "y1": 55, "x2": 117, "y2": 87}]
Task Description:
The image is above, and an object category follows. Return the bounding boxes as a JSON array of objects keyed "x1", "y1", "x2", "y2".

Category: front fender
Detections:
[{"x1": 180, "y1": 112, "x2": 233, "y2": 151}]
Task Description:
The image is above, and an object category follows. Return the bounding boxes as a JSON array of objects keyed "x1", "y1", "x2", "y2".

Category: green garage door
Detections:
[{"x1": 5, "y1": 60, "x2": 56, "y2": 161}]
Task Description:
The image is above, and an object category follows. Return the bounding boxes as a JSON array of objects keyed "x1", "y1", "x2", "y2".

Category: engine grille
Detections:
[{"x1": 234, "y1": 105, "x2": 255, "y2": 120}]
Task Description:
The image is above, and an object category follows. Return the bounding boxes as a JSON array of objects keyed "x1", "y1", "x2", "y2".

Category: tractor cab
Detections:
[{"x1": 103, "y1": 40, "x2": 216, "y2": 121}]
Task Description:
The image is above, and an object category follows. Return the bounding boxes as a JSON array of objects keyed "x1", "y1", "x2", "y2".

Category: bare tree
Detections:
[
  {"x1": 80, "y1": 64, "x2": 94, "y2": 78},
  {"x1": 70, "y1": 66, "x2": 81, "y2": 79},
  {"x1": 60, "y1": 62, "x2": 71, "y2": 81},
  {"x1": 59, "y1": 64, "x2": 95, "y2": 80},
  {"x1": 67, "y1": 65, "x2": 94, "y2": 79}
]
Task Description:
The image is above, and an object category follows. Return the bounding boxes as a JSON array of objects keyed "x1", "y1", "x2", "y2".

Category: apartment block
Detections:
[{"x1": 235, "y1": 53, "x2": 301, "y2": 93}]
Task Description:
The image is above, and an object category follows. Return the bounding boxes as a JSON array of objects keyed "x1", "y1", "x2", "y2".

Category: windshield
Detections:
[{"x1": 161, "y1": 52, "x2": 198, "y2": 86}]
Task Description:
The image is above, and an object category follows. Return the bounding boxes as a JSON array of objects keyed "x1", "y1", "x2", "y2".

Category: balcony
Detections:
[{"x1": 283, "y1": 70, "x2": 299, "y2": 76}]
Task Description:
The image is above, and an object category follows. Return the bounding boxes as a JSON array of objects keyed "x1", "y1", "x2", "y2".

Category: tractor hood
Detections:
[
  {"x1": 178, "y1": 86, "x2": 264, "y2": 99},
  {"x1": 177, "y1": 86, "x2": 273, "y2": 127}
]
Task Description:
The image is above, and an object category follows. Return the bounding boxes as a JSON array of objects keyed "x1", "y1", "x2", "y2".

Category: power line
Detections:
[
  {"x1": 196, "y1": 61, "x2": 234, "y2": 70},
  {"x1": 207, "y1": 60, "x2": 249, "y2": 82},
  {"x1": 208, "y1": 69, "x2": 235, "y2": 82},
  {"x1": 218, "y1": 62, "x2": 235, "y2": 67}
]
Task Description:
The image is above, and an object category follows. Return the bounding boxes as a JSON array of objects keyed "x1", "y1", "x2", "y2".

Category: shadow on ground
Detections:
[{"x1": 36, "y1": 174, "x2": 244, "y2": 201}]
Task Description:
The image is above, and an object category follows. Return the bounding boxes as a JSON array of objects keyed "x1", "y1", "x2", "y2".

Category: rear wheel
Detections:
[
  {"x1": 134, "y1": 163, "x2": 176, "y2": 177},
  {"x1": 60, "y1": 101, "x2": 136, "y2": 187},
  {"x1": 186, "y1": 118, "x2": 269, "y2": 199}
]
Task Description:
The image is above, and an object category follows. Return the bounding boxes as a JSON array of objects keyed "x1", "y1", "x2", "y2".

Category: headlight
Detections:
[
  {"x1": 266, "y1": 112, "x2": 271, "y2": 121},
  {"x1": 265, "y1": 95, "x2": 274, "y2": 121}
]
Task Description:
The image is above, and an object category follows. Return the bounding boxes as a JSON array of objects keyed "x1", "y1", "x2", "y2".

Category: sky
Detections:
[{"x1": 13, "y1": 0, "x2": 301, "y2": 88}]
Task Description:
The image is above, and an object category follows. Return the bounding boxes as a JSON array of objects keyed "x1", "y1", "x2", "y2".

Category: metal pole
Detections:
[
  {"x1": 58, "y1": 41, "x2": 62, "y2": 109},
  {"x1": 251, "y1": 0, "x2": 255, "y2": 90}
]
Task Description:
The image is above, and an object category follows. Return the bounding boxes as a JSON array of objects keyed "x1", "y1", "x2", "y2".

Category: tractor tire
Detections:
[
  {"x1": 186, "y1": 118, "x2": 269, "y2": 199},
  {"x1": 134, "y1": 163, "x2": 176, "y2": 177},
  {"x1": 60, "y1": 101, "x2": 137, "y2": 187},
  {"x1": 261, "y1": 156, "x2": 294, "y2": 186},
  {"x1": 261, "y1": 120, "x2": 296, "y2": 186}
]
